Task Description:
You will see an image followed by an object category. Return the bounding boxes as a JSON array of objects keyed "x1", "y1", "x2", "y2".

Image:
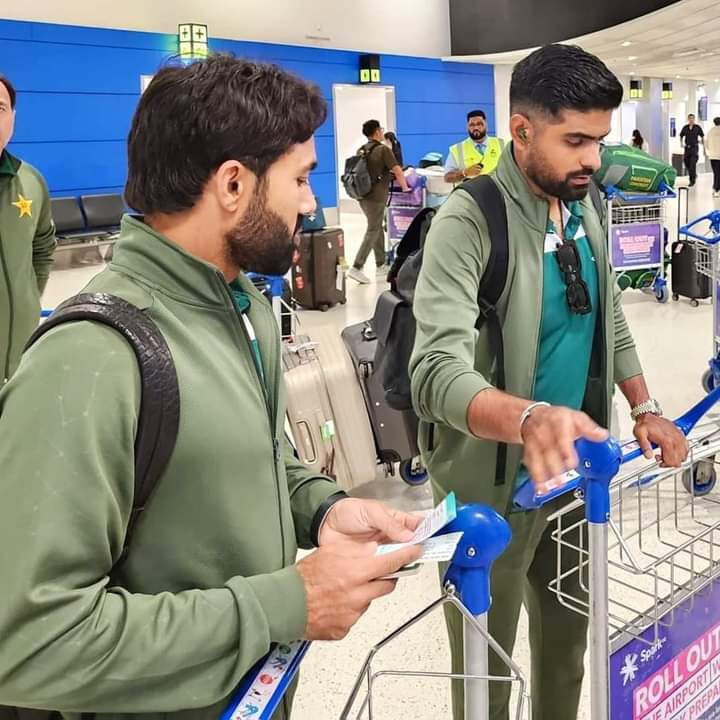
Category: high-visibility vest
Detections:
[{"x1": 449, "y1": 136, "x2": 504, "y2": 176}]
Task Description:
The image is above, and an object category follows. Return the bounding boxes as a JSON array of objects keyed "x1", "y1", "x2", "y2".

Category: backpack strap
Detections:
[
  {"x1": 26, "y1": 293, "x2": 181, "y2": 571},
  {"x1": 456, "y1": 176, "x2": 510, "y2": 486}
]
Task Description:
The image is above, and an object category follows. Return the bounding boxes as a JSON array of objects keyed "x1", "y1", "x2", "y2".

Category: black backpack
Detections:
[
  {"x1": 341, "y1": 142, "x2": 383, "y2": 200},
  {"x1": 2, "y1": 294, "x2": 180, "y2": 720},
  {"x1": 372, "y1": 176, "x2": 510, "y2": 485}
]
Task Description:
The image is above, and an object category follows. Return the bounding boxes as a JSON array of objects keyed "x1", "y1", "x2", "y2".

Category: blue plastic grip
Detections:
[
  {"x1": 576, "y1": 437, "x2": 622, "y2": 523},
  {"x1": 441, "y1": 504, "x2": 511, "y2": 615},
  {"x1": 512, "y1": 438, "x2": 621, "y2": 520}
]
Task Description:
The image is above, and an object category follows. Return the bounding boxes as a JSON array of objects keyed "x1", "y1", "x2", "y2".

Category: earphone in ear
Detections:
[{"x1": 519, "y1": 128, "x2": 528, "y2": 141}]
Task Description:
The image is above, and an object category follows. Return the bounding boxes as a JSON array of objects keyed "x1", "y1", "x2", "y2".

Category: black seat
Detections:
[
  {"x1": 51, "y1": 197, "x2": 87, "y2": 239},
  {"x1": 80, "y1": 194, "x2": 126, "y2": 233}
]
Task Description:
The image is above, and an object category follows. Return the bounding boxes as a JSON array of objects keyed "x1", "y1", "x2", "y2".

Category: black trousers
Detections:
[
  {"x1": 685, "y1": 146, "x2": 699, "y2": 184},
  {"x1": 711, "y1": 159, "x2": 720, "y2": 192}
]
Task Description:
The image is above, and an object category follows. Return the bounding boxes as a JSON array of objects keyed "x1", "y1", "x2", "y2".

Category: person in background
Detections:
[
  {"x1": 680, "y1": 113, "x2": 705, "y2": 187},
  {"x1": 348, "y1": 119, "x2": 409, "y2": 285},
  {"x1": 706, "y1": 116, "x2": 720, "y2": 198},
  {"x1": 631, "y1": 129, "x2": 645, "y2": 150},
  {"x1": 411, "y1": 44, "x2": 688, "y2": 720},
  {"x1": 0, "y1": 55, "x2": 421, "y2": 720},
  {"x1": 0, "y1": 73, "x2": 56, "y2": 382},
  {"x1": 384, "y1": 131, "x2": 404, "y2": 168},
  {"x1": 444, "y1": 109, "x2": 504, "y2": 184}
]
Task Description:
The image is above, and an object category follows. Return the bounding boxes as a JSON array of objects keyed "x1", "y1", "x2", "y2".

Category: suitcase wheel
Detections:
[
  {"x1": 319, "y1": 304, "x2": 329, "y2": 312},
  {"x1": 399, "y1": 458, "x2": 428, "y2": 486},
  {"x1": 673, "y1": 293, "x2": 679, "y2": 302},
  {"x1": 691, "y1": 299, "x2": 700, "y2": 308}
]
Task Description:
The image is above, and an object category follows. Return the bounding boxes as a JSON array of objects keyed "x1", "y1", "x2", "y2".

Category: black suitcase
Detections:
[
  {"x1": 671, "y1": 241, "x2": 711, "y2": 305},
  {"x1": 672, "y1": 186, "x2": 711, "y2": 306},
  {"x1": 341, "y1": 321, "x2": 424, "y2": 484},
  {"x1": 292, "y1": 228, "x2": 347, "y2": 311}
]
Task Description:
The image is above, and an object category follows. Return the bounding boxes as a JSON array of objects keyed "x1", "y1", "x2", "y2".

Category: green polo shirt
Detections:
[{"x1": 515, "y1": 200, "x2": 599, "y2": 488}]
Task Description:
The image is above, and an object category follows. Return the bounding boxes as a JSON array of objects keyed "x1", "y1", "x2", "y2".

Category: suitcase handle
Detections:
[{"x1": 295, "y1": 420, "x2": 318, "y2": 465}]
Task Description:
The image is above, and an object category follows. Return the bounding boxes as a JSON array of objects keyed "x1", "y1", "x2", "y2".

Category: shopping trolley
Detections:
[
  {"x1": 340, "y1": 505, "x2": 530, "y2": 720},
  {"x1": 222, "y1": 505, "x2": 529, "y2": 720},
  {"x1": 605, "y1": 183, "x2": 676, "y2": 303},
  {"x1": 676, "y1": 210, "x2": 720, "y2": 392},
  {"x1": 513, "y1": 384, "x2": 720, "y2": 719}
]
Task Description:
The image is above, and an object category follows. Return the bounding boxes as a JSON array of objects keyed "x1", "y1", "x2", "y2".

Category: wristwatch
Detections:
[{"x1": 631, "y1": 398, "x2": 663, "y2": 421}]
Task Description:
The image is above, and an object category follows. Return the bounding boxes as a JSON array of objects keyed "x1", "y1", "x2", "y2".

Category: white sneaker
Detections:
[
  {"x1": 714, "y1": 191, "x2": 720, "y2": 198},
  {"x1": 347, "y1": 267, "x2": 370, "y2": 284},
  {"x1": 376, "y1": 263, "x2": 391, "y2": 276}
]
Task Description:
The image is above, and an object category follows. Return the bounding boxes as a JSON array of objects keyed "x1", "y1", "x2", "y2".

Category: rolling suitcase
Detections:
[
  {"x1": 307, "y1": 326, "x2": 378, "y2": 486},
  {"x1": 292, "y1": 228, "x2": 347, "y2": 311},
  {"x1": 341, "y1": 321, "x2": 424, "y2": 484},
  {"x1": 283, "y1": 333, "x2": 377, "y2": 491},
  {"x1": 671, "y1": 241, "x2": 711, "y2": 305},
  {"x1": 672, "y1": 186, "x2": 711, "y2": 306}
]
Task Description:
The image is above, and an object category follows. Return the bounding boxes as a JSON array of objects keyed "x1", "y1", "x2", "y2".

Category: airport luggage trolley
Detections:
[
  {"x1": 340, "y1": 505, "x2": 530, "y2": 720},
  {"x1": 385, "y1": 177, "x2": 427, "y2": 266},
  {"x1": 605, "y1": 183, "x2": 675, "y2": 303},
  {"x1": 221, "y1": 505, "x2": 530, "y2": 720},
  {"x1": 676, "y1": 210, "x2": 720, "y2": 392},
  {"x1": 512, "y1": 386, "x2": 720, "y2": 720}
]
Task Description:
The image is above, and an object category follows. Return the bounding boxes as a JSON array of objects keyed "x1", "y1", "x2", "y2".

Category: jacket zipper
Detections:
[
  {"x1": 220, "y1": 280, "x2": 287, "y2": 567},
  {"x1": 0, "y1": 235, "x2": 14, "y2": 382}
]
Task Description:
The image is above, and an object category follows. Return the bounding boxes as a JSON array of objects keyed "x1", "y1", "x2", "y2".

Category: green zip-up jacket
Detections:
[
  {"x1": 0, "y1": 216, "x2": 338, "y2": 719},
  {"x1": 0, "y1": 149, "x2": 56, "y2": 381},
  {"x1": 410, "y1": 144, "x2": 643, "y2": 513}
]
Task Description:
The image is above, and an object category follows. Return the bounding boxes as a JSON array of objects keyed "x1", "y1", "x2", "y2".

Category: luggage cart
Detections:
[
  {"x1": 386, "y1": 178, "x2": 427, "y2": 267},
  {"x1": 221, "y1": 505, "x2": 529, "y2": 720},
  {"x1": 676, "y1": 211, "x2": 720, "y2": 391},
  {"x1": 513, "y1": 385, "x2": 720, "y2": 720},
  {"x1": 605, "y1": 184, "x2": 675, "y2": 303},
  {"x1": 340, "y1": 505, "x2": 530, "y2": 720}
]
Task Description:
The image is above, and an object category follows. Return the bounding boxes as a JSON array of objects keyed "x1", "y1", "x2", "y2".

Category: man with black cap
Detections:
[{"x1": 444, "y1": 109, "x2": 504, "y2": 184}]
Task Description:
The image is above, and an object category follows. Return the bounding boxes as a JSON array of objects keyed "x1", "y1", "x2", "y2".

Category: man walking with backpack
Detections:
[
  {"x1": 347, "y1": 119, "x2": 409, "y2": 284},
  {"x1": 410, "y1": 44, "x2": 688, "y2": 720},
  {"x1": 0, "y1": 55, "x2": 420, "y2": 720}
]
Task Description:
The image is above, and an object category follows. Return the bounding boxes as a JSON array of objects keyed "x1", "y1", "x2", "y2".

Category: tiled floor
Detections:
[{"x1": 40, "y1": 173, "x2": 720, "y2": 719}]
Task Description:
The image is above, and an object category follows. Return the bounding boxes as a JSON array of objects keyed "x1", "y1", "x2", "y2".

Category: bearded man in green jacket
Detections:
[
  {"x1": 0, "y1": 55, "x2": 420, "y2": 720},
  {"x1": 0, "y1": 73, "x2": 56, "y2": 382},
  {"x1": 411, "y1": 44, "x2": 689, "y2": 720}
]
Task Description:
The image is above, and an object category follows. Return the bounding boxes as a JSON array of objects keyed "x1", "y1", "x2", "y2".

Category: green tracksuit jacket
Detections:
[
  {"x1": 410, "y1": 143, "x2": 644, "y2": 512},
  {"x1": 0, "y1": 216, "x2": 338, "y2": 719},
  {"x1": 0, "y1": 149, "x2": 56, "y2": 381}
]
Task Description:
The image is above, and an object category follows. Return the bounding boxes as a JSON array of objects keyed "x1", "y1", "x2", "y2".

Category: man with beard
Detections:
[
  {"x1": 411, "y1": 44, "x2": 688, "y2": 720},
  {"x1": 0, "y1": 55, "x2": 421, "y2": 720},
  {"x1": 443, "y1": 109, "x2": 504, "y2": 185}
]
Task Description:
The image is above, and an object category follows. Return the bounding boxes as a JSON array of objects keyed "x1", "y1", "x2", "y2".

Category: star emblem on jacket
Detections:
[{"x1": 11, "y1": 193, "x2": 33, "y2": 219}]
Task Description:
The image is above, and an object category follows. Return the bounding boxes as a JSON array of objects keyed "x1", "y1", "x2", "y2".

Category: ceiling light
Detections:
[
  {"x1": 628, "y1": 55, "x2": 638, "y2": 61},
  {"x1": 621, "y1": 41, "x2": 632, "y2": 47},
  {"x1": 629, "y1": 71, "x2": 636, "y2": 76},
  {"x1": 676, "y1": 75, "x2": 681, "y2": 79}
]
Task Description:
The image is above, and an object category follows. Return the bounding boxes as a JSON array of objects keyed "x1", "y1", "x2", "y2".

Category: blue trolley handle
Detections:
[
  {"x1": 514, "y1": 384, "x2": 720, "y2": 512},
  {"x1": 606, "y1": 181, "x2": 677, "y2": 203},
  {"x1": 678, "y1": 210, "x2": 720, "y2": 245}
]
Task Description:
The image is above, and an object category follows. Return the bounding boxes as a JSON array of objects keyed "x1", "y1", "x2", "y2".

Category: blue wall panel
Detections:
[{"x1": 0, "y1": 18, "x2": 495, "y2": 207}]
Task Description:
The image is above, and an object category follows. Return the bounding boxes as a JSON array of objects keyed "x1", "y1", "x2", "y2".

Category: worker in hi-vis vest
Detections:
[{"x1": 444, "y1": 109, "x2": 504, "y2": 184}]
